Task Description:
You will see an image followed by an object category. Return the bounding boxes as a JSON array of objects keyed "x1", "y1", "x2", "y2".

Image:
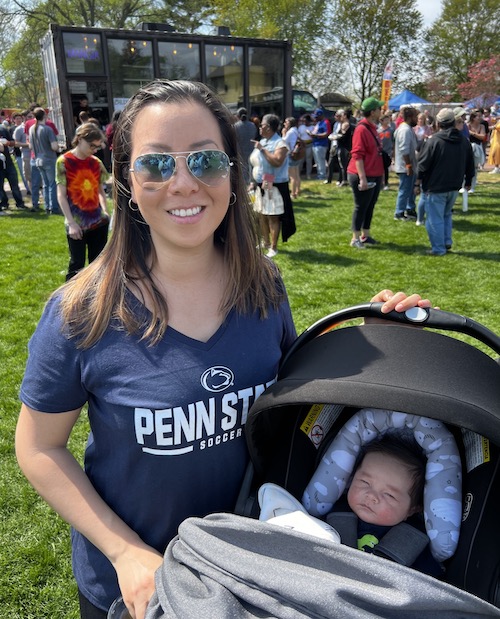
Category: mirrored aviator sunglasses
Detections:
[{"x1": 130, "y1": 149, "x2": 233, "y2": 190}]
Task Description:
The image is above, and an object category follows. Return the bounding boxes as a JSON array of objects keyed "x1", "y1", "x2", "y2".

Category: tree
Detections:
[
  {"x1": 419, "y1": 72, "x2": 454, "y2": 103},
  {"x1": 3, "y1": 36, "x2": 45, "y2": 106},
  {"x1": 324, "y1": 0, "x2": 423, "y2": 102},
  {"x1": 0, "y1": 0, "x2": 214, "y2": 109},
  {"x1": 294, "y1": 48, "x2": 350, "y2": 99},
  {"x1": 457, "y1": 55, "x2": 500, "y2": 102},
  {"x1": 425, "y1": 0, "x2": 500, "y2": 97},
  {"x1": 210, "y1": 0, "x2": 327, "y2": 76}
]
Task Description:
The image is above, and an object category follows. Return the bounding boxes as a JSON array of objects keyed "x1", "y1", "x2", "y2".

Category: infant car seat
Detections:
[{"x1": 239, "y1": 303, "x2": 500, "y2": 607}]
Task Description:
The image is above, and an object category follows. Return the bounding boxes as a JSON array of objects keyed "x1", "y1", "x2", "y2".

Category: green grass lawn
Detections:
[{"x1": 1, "y1": 171, "x2": 499, "y2": 617}]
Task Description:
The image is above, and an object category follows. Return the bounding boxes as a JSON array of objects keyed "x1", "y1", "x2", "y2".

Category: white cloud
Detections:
[{"x1": 416, "y1": 0, "x2": 442, "y2": 26}]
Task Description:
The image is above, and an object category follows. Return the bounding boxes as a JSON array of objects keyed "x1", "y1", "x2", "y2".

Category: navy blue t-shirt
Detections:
[{"x1": 20, "y1": 289, "x2": 296, "y2": 610}]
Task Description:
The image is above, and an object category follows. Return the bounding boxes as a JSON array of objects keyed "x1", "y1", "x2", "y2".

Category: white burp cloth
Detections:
[{"x1": 258, "y1": 482, "x2": 341, "y2": 543}]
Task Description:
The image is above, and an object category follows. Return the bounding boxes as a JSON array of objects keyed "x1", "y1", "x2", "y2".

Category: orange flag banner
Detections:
[
  {"x1": 381, "y1": 79, "x2": 392, "y2": 107},
  {"x1": 381, "y1": 59, "x2": 394, "y2": 109}
]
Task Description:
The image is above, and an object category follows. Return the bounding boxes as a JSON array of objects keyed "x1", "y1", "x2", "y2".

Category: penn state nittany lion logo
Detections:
[{"x1": 201, "y1": 366, "x2": 235, "y2": 392}]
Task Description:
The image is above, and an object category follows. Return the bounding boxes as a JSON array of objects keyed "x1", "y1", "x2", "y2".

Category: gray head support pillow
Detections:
[{"x1": 302, "y1": 408, "x2": 462, "y2": 562}]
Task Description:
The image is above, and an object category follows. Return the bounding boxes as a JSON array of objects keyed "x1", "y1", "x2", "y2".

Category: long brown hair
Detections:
[
  {"x1": 58, "y1": 80, "x2": 283, "y2": 348},
  {"x1": 72, "y1": 122, "x2": 106, "y2": 148},
  {"x1": 32, "y1": 107, "x2": 45, "y2": 140}
]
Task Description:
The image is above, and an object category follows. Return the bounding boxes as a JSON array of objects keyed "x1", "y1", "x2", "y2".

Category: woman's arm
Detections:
[
  {"x1": 355, "y1": 158, "x2": 367, "y2": 189},
  {"x1": 469, "y1": 126, "x2": 486, "y2": 141},
  {"x1": 57, "y1": 185, "x2": 83, "y2": 240},
  {"x1": 340, "y1": 121, "x2": 350, "y2": 135},
  {"x1": 98, "y1": 185, "x2": 110, "y2": 215},
  {"x1": 16, "y1": 405, "x2": 163, "y2": 619},
  {"x1": 256, "y1": 143, "x2": 288, "y2": 167}
]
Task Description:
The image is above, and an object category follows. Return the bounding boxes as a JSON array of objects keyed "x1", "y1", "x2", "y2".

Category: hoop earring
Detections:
[
  {"x1": 128, "y1": 198, "x2": 139, "y2": 212},
  {"x1": 229, "y1": 192, "x2": 237, "y2": 206}
]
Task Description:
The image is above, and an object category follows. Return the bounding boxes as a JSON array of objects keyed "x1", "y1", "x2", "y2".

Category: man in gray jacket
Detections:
[
  {"x1": 416, "y1": 108, "x2": 474, "y2": 256},
  {"x1": 393, "y1": 106, "x2": 419, "y2": 221}
]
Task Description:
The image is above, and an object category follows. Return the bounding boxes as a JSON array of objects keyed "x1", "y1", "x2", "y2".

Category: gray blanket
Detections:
[{"x1": 146, "y1": 513, "x2": 500, "y2": 619}]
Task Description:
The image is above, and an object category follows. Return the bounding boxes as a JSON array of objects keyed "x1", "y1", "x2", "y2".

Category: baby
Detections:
[
  {"x1": 347, "y1": 437, "x2": 424, "y2": 530},
  {"x1": 331, "y1": 436, "x2": 442, "y2": 575}
]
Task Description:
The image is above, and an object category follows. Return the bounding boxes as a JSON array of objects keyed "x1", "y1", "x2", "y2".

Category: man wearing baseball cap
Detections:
[
  {"x1": 416, "y1": 108, "x2": 474, "y2": 255},
  {"x1": 346, "y1": 97, "x2": 384, "y2": 248},
  {"x1": 453, "y1": 107, "x2": 470, "y2": 139}
]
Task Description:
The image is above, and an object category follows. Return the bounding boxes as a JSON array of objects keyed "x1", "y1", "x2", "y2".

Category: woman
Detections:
[
  {"x1": 487, "y1": 117, "x2": 500, "y2": 174},
  {"x1": 282, "y1": 116, "x2": 302, "y2": 198},
  {"x1": 413, "y1": 112, "x2": 433, "y2": 152},
  {"x1": 336, "y1": 109, "x2": 354, "y2": 186},
  {"x1": 467, "y1": 112, "x2": 486, "y2": 191},
  {"x1": 298, "y1": 114, "x2": 314, "y2": 179},
  {"x1": 347, "y1": 97, "x2": 385, "y2": 248},
  {"x1": 16, "y1": 79, "x2": 430, "y2": 619},
  {"x1": 377, "y1": 114, "x2": 394, "y2": 190},
  {"x1": 28, "y1": 107, "x2": 60, "y2": 214},
  {"x1": 56, "y1": 122, "x2": 110, "y2": 280},
  {"x1": 253, "y1": 113, "x2": 296, "y2": 257}
]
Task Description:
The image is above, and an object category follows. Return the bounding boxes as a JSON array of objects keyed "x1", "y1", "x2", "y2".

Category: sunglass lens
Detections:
[
  {"x1": 135, "y1": 154, "x2": 175, "y2": 189},
  {"x1": 187, "y1": 150, "x2": 230, "y2": 186},
  {"x1": 132, "y1": 150, "x2": 230, "y2": 189}
]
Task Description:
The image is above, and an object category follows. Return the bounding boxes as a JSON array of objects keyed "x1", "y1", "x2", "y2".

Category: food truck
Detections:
[{"x1": 40, "y1": 23, "x2": 294, "y2": 148}]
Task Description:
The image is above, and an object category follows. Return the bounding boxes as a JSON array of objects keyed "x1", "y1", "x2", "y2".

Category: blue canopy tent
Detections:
[
  {"x1": 463, "y1": 94, "x2": 500, "y2": 110},
  {"x1": 388, "y1": 89, "x2": 431, "y2": 110}
]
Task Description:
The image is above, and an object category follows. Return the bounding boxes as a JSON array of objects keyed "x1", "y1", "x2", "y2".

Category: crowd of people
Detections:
[
  {"x1": 2, "y1": 94, "x2": 499, "y2": 263},
  {"x1": 233, "y1": 97, "x2": 499, "y2": 257}
]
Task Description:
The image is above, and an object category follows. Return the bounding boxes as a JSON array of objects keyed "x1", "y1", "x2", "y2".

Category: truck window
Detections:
[
  {"x1": 205, "y1": 44, "x2": 244, "y2": 112},
  {"x1": 293, "y1": 90, "x2": 318, "y2": 117},
  {"x1": 158, "y1": 41, "x2": 201, "y2": 81}
]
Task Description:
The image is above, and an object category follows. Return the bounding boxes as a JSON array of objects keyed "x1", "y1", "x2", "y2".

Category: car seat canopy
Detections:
[{"x1": 246, "y1": 325, "x2": 500, "y2": 475}]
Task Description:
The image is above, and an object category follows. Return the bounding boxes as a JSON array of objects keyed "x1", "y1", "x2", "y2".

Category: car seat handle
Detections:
[{"x1": 281, "y1": 303, "x2": 500, "y2": 367}]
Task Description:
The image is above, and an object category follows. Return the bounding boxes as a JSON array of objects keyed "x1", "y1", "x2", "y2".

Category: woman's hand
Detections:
[
  {"x1": 370, "y1": 289, "x2": 433, "y2": 314},
  {"x1": 114, "y1": 545, "x2": 164, "y2": 619},
  {"x1": 67, "y1": 222, "x2": 83, "y2": 240},
  {"x1": 16, "y1": 405, "x2": 162, "y2": 619}
]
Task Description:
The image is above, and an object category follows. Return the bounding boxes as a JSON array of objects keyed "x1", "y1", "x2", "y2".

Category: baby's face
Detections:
[{"x1": 347, "y1": 452, "x2": 416, "y2": 526}]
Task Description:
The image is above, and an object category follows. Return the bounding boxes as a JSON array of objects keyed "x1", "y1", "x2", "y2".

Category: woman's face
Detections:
[
  {"x1": 259, "y1": 120, "x2": 273, "y2": 138},
  {"x1": 129, "y1": 101, "x2": 231, "y2": 253}
]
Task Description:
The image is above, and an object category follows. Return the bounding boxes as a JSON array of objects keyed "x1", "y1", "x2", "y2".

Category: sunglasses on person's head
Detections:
[{"x1": 129, "y1": 150, "x2": 233, "y2": 190}]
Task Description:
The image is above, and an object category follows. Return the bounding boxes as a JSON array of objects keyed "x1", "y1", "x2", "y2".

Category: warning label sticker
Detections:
[
  {"x1": 461, "y1": 429, "x2": 490, "y2": 473},
  {"x1": 300, "y1": 404, "x2": 343, "y2": 449}
]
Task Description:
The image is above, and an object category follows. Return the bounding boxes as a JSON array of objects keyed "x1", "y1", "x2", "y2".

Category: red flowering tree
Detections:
[
  {"x1": 423, "y1": 72, "x2": 454, "y2": 103},
  {"x1": 458, "y1": 56, "x2": 500, "y2": 103}
]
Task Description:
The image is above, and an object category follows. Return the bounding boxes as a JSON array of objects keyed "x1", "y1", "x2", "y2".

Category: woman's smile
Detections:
[{"x1": 167, "y1": 205, "x2": 204, "y2": 218}]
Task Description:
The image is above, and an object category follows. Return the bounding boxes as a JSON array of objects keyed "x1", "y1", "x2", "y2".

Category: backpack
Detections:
[{"x1": 290, "y1": 135, "x2": 306, "y2": 161}]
